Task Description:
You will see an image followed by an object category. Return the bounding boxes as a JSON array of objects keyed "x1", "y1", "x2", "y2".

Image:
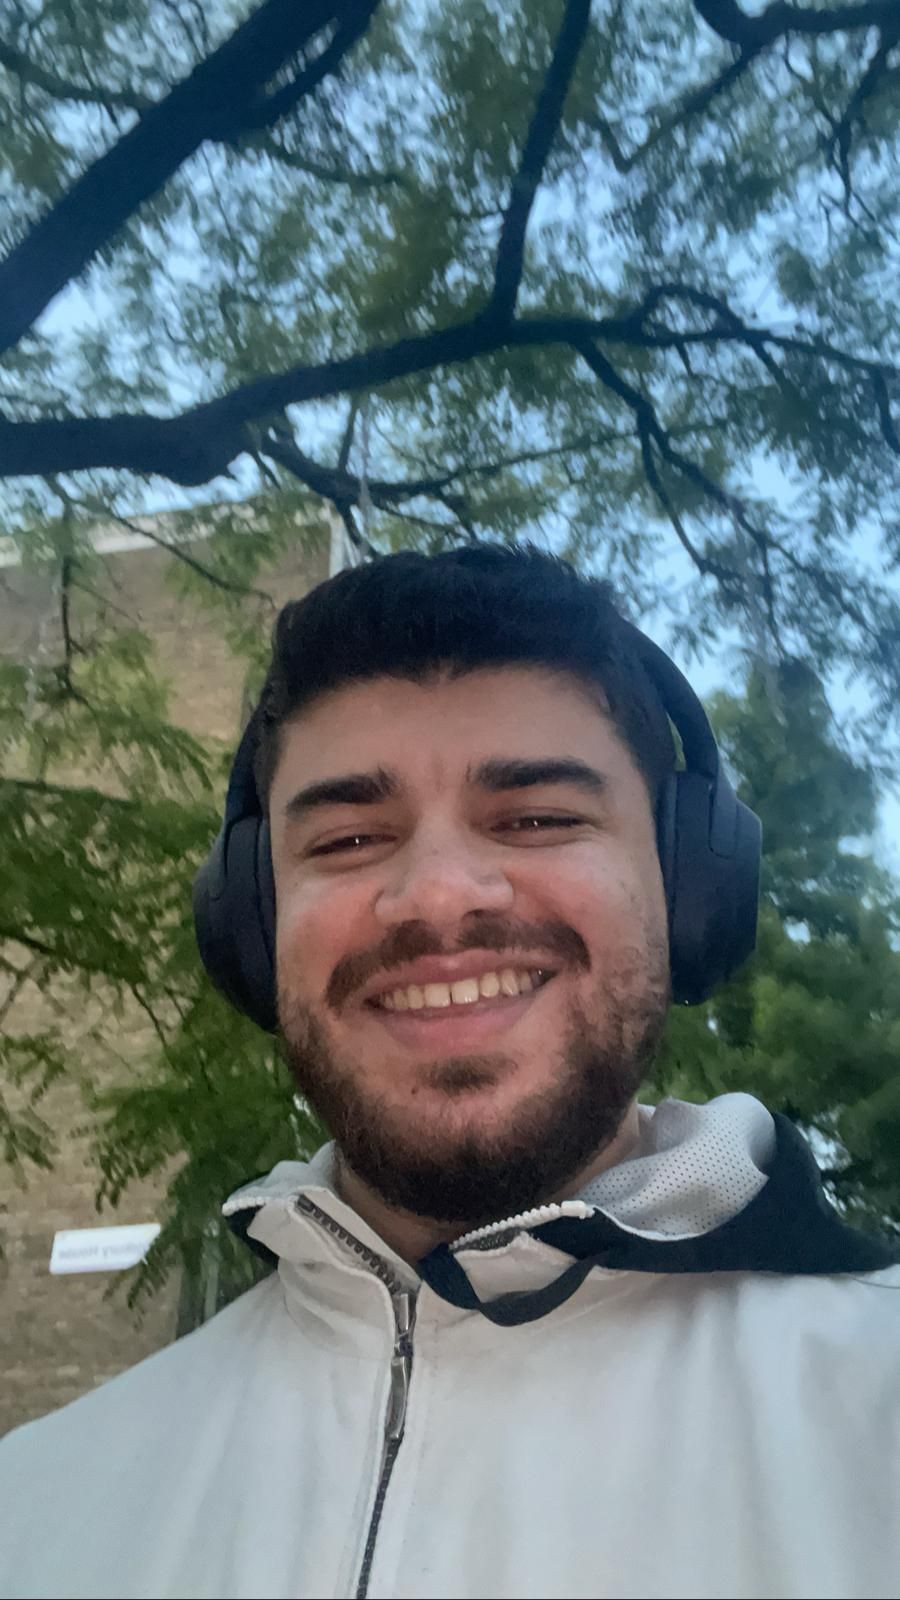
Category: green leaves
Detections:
[{"x1": 654, "y1": 663, "x2": 900, "y2": 1236}]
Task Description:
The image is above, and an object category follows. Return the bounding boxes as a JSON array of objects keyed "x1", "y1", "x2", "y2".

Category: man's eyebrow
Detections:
[
  {"x1": 282, "y1": 768, "x2": 399, "y2": 823},
  {"x1": 470, "y1": 757, "x2": 609, "y2": 798},
  {"x1": 282, "y1": 757, "x2": 608, "y2": 825}
]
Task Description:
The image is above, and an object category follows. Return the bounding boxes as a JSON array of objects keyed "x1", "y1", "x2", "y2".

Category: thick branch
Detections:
[
  {"x1": 234, "y1": 3, "x2": 378, "y2": 133},
  {"x1": 260, "y1": 427, "x2": 457, "y2": 514},
  {"x1": 695, "y1": 0, "x2": 900, "y2": 47},
  {"x1": 0, "y1": 0, "x2": 380, "y2": 356},
  {"x1": 0, "y1": 318, "x2": 501, "y2": 481},
  {"x1": 1, "y1": 293, "x2": 896, "y2": 484},
  {"x1": 489, "y1": 0, "x2": 592, "y2": 323},
  {"x1": 0, "y1": 35, "x2": 400, "y2": 187}
]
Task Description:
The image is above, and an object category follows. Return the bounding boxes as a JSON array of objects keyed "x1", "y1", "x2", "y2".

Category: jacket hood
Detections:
[{"x1": 225, "y1": 1093, "x2": 898, "y2": 1327}]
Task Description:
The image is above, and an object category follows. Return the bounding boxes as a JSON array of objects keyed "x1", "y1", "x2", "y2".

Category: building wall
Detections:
[{"x1": 1, "y1": 508, "x2": 333, "y2": 1434}]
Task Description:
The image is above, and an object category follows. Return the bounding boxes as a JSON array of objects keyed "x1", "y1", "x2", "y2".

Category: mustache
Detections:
[{"x1": 323, "y1": 915, "x2": 591, "y2": 1012}]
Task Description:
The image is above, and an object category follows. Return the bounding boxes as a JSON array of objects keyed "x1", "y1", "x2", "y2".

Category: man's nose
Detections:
[{"x1": 374, "y1": 830, "x2": 515, "y2": 929}]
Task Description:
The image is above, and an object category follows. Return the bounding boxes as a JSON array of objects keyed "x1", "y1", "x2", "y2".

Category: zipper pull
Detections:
[{"x1": 385, "y1": 1290, "x2": 415, "y2": 1442}]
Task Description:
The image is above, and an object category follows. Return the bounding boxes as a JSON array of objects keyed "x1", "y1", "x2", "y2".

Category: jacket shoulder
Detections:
[{"x1": 0, "y1": 1273, "x2": 281, "y2": 1470}]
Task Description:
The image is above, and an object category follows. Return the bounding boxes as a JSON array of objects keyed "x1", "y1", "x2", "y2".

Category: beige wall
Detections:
[{"x1": 1, "y1": 508, "x2": 331, "y2": 1434}]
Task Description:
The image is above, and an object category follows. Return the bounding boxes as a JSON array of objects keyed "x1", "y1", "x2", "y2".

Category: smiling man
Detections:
[
  {"x1": 268, "y1": 664, "x2": 670, "y2": 1261},
  {"x1": 2, "y1": 543, "x2": 899, "y2": 1600}
]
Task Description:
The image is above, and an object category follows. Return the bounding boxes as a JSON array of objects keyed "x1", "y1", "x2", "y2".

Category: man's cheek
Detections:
[{"x1": 573, "y1": 869, "x2": 643, "y2": 942}]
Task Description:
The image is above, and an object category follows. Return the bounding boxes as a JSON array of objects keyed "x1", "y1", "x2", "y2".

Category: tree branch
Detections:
[
  {"x1": 232, "y1": 2, "x2": 379, "y2": 133},
  {"x1": 593, "y1": 0, "x2": 900, "y2": 179},
  {"x1": 257, "y1": 412, "x2": 642, "y2": 543},
  {"x1": 594, "y1": 50, "x2": 758, "y2": 172},
  {"x1": 0, "y1": 927, "x2": 121, "y2": 981},
  {"x1": 109, "y1": 514, "x2": 277, "y2": 605},
  {"x1": 0, "y1": 0, "x2": 380, "y2": 356},
  {"x1": 337, "y1": 397, "x2": 360, "y2": 472},
  {"x1": 2, "y1": 292, "x2": 896, "y2": 484},
  {"x1": 0, "y1": 776, "x2": 138, "y2": 809},
  {"x1": 872, "y1": 371, "x2": 900, "y2": 454},
  {"x1": 694, "y1": 0, "x2": 900, "y2": 48},
  {"x1": 0, "y1": 956, "x2": 43, "y2": 1030},
  {"x1": 247, "y1": 129, "x2": 406, "y2": 189},
  {"x1": 571, "y1": 335, "x2": 742, "y2": 583},
  {"x1": 825, "y1": 20, "x2": 900, "y2": 204},
  {"x1": 0, "y1": 37, "x2": 151, "y2": 112},
  {"x1": 488, "y1": 0, "x2": 591, "y2": 323},
  {"x1": 0, "y1": 33, "x2": 402, "y2": 189}
]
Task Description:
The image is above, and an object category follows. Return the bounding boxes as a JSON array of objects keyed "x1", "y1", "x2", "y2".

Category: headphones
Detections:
[{"x1": 193, "y1": 619, "x2": 762, "y2": 1031}]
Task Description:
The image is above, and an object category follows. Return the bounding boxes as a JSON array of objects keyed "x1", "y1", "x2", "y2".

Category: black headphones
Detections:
[{"x1": 193, "y1": 619, "x2": 762, "y2": 1031}]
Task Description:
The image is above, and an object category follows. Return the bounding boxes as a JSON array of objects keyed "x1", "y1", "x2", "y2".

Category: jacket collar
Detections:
[
  {"x1": 224, "y1": 1095, "x2": 899, "y2": 1326},
  {"x1": 420, "y1": 1113, "x2": 899, "y2": 1325}
]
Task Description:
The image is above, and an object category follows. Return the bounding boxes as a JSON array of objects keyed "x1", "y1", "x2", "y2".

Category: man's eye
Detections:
[
  {"x1": 309, "y1": 833, "x2": 383, "y2": 857},
  {"x1": 308, "y1": 816, "x2": 582, "y2": 858},
  {"x1": 500, "y1": 815, "x2": 583, "y2": 833}
]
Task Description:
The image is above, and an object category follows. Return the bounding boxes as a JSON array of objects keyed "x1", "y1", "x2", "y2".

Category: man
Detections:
[{"x1": 2, "y1": 543, "x2": 898, "y2": 1600}]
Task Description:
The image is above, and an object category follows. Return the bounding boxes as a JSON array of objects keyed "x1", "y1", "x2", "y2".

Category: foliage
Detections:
[
  {"x1": 0, "y1": 0, "x2": 898, "y2": 710},
  {"x1": 0, "y1": 494, "x2": 328, "y2": 1310},
  {"x1": 657, "y1": 661, "x2": 900, "y2": 1235}
]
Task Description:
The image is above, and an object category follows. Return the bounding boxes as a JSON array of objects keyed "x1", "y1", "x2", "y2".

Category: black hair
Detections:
[{"x1": 253, "y1": 542, "x2": 676, "y2": 805}]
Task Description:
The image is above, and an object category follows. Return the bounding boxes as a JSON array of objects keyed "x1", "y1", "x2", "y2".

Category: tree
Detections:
[
  {"x1": 2, "y1": 0, "x2": 899, "y2": 1305},
  {"x1": 0, "y1": 0, "x2": 898, "y2": 700},
  {"x1": 659, "y1": 660, "x2": 900, "y2": 1236}
]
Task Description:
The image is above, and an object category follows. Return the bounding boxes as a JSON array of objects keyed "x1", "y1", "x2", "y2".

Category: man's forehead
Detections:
[
  {"x1": 281, "y1": 662, "x2": 612, "y2": 736},
  {"x1": 270, "y1": 664, "x2": 634, "y2": 807}
]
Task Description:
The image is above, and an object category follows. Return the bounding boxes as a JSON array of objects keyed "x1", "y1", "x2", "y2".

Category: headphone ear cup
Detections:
[
  {"x1": 193, "y1": 814, "x2": 278, "y2": 1032},
  {"x1": 659, "y1": 772, "x2": 761, "y2": 1005}
]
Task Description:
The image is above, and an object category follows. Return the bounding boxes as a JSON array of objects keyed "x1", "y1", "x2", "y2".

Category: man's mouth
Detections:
[{"x1": 366, "y1": 966, "x2": 555, "y2": 1016}]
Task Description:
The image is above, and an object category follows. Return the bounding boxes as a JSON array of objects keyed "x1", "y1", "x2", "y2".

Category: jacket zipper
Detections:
[
  {"x1": 293, "y1": 1197, "x2": 416, "y2": 1600},
  {"x1": 355, "y1": 1288, "x2": 415, "y2": 1599}
]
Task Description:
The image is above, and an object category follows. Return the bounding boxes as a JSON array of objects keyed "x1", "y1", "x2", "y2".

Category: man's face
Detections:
[{"x1": 270, "y1": 665, "x2": 670, "y2": 1228}]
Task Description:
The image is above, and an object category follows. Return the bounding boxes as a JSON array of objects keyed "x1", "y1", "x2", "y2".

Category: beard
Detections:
[{"x1": 278, "y1": 919, "x2": 670, "y2": 1232}]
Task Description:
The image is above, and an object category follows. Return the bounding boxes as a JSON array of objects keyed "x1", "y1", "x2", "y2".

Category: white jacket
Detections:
[{"x1": 2, "y1": 1093, "x2": 898, "y2": 1600}]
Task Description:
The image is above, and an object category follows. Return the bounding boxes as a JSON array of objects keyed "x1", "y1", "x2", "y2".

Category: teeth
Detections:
[
  {"x1": 376, "y1": 968, "x2": 549, "y2": 1012},
  {"x1": 450, "y1": 978, "x2": 481, "y2": 1005},
  {"x1": 423, "y1": 983, "x2": 452, "y2": 1008}
]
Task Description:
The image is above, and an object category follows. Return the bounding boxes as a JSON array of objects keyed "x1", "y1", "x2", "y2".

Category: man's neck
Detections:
[{"x1": 335, "y1": 1102, "x2": 642, "y2": 1266}]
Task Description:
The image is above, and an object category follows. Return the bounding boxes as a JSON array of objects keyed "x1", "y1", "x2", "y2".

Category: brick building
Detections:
[{"x1": 1, "y1": 502, "x2": 346, "y2": 1434}]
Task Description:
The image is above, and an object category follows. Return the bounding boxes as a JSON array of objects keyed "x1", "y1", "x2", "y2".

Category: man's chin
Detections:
[
  {"x1": 321, "y1": 1068, "x2": 635, "y2": 1228},
  {"x1": 279, "y1": 990, "x2": 663, "y2": 1229}
]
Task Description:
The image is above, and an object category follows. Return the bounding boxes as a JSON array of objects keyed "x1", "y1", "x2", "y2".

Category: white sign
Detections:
[{"x1": 49, "y1": 1223, "x2": 161, "y2": 1275}]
